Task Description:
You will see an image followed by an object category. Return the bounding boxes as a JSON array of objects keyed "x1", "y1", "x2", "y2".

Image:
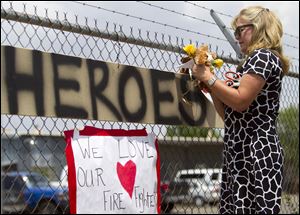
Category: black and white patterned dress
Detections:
[{"x1": 220, "y1": 49, "x2": 284, "y2": 214}]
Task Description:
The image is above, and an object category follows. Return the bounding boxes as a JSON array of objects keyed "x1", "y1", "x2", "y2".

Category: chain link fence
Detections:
[{"x1": 1, "y1": 2, "x2": 299, "y2": 214}]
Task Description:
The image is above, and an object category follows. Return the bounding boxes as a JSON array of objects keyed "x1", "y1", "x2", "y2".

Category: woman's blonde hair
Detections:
[{"x1": 232, "y1": 6, "x2": 290, "y2": 75}]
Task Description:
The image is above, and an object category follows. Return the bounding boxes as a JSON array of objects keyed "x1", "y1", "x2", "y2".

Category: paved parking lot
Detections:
[
  {"x1": 169, "y1": 203, "x2": 218, "y2": 214},
  {"x1": 169, "y1": 194, "x2": 299, "y2": 214}
]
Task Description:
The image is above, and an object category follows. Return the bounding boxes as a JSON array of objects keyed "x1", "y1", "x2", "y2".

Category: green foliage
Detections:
[
  {"x1": 283, "y1": 193, "x2": 299, "y2": 214},
  {"x1": 278, "y1": 105, "x2": 299, "y2": 194},
  {"x1": 31, "y1": 166, "x2": 54, "y2": 180}
]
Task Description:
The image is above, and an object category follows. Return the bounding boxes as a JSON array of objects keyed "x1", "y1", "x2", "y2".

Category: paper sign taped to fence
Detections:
[{"x1": 64, "y1": 126, "x2": 161, "y2": 214}]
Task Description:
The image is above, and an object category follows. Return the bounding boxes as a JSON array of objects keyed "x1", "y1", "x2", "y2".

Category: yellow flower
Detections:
[
  {"x1": 212, "y1": 59, "x2": 224, "y2": 69},
  {"x1": 183, "y1": 44, "x2": 196, "y2": 57}
]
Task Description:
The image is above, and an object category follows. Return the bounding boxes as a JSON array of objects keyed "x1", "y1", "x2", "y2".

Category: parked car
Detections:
[
  {"x1": 163, "y1": 180, "x2": 190, "y2": 207},
  {"x1": 1, "y1": 173, "x2": 27, "y2": 214},
  {"x1": 1, "y1": 171, "x2": 69, "y2": 214},
  {"x1": 169, "y1": 168, "x2": 222, "y2": 206},
  {"x1": 160, "y1": 182, "x2": 174, "y2": 213}
]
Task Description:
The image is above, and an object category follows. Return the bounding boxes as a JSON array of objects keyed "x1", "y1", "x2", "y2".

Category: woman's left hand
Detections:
[{"x1": 192, "y1": 64, "x2": 213, "y2": 82}]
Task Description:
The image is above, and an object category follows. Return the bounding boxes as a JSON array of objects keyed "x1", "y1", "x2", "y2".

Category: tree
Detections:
[{"x1": 277, "y1": 105, "x2": 299, "y2": 194}]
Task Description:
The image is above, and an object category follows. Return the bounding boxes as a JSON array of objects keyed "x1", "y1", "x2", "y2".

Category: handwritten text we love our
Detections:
[{"x1": 71, "y1": 134, "x2": 158, "y2": 213}]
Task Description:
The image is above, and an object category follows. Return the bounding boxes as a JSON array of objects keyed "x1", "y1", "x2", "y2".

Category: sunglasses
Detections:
[{"x1": 234, "y1": 24, "x2": 254, "y2": 38}]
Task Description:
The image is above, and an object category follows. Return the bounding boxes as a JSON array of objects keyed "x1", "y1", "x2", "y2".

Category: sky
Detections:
[{"x1": 2, "y1": 1, "x2": 299, "y2": 66}]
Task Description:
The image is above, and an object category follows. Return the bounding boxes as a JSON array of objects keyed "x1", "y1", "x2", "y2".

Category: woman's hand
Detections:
[
  {"x1": 192, "y1": 64, "x2": 214, "y2": 82},
  {"x1": 197, "y1": 81, "x2": 211, "y2": 93}
]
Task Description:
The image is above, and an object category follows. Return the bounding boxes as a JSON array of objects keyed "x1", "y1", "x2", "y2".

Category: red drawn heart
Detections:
[{"x1": 116, "y1": 160, "x2": 136, "y2": 198}]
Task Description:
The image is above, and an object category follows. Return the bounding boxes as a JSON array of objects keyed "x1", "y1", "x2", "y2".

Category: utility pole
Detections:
[{"x1": 210, "y1": 9, "x2": 244, "y2": 59}]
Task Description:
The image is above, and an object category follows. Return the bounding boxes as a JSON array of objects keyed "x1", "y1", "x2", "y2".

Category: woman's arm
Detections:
[{"x1": 193, "y1": 64, "x2": 266, "y2": 112}]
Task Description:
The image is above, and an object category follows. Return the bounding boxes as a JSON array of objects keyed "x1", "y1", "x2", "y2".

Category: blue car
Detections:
[{"x1": 1, "y1": 171, "x2": 69, "y2": 214}]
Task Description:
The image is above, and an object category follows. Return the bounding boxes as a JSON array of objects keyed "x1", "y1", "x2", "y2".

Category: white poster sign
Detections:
[{"x1": 64, "y1": 126, "x2": 160, "y2": 214}]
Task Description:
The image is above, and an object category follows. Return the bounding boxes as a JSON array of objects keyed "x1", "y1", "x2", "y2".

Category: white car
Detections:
[{"x1": 171, "y1": 168, "x2": 222, "y2": 206}]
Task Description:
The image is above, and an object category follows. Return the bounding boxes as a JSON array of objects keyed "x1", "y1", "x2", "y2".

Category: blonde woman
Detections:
[{"x1": 192, "y1": 6, "x2": 289, "y2": 214}]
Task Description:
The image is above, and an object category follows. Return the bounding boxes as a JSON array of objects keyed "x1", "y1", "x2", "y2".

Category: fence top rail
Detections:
[{"x1": 1, "y1": 7, "x2": 299, "y2": 78}]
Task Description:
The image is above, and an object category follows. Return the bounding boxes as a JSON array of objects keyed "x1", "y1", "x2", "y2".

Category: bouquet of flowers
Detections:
[{"x1": 178, "y1": 44, "x2": 224, "y2": 92}]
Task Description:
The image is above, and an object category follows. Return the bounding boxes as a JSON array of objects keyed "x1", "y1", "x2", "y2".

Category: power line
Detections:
[
  {"x1": 283, "y1": 33, "x2": 299, "y2": 39},
  {"x1": 71, "y1": 1, "x2": 228, "y2": 42},
  {"x1": 283, "y1": 43, "x2": 299, "y2": 50},
  {"x1": 137, "y1": 1, "x2": 228, "y2": 28},
  {"x1": 184, "y1": 1, "x2": 299, "y2": 39},
  {"x1": 141, "y1": 1, "x2": 298, "y2": 50},
  {"x1": 184, "y1": 1, "x2": 233, "y2": 18},
  {"x1": 289, "y1": 57, "x2": 299, "y2": 61}
]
